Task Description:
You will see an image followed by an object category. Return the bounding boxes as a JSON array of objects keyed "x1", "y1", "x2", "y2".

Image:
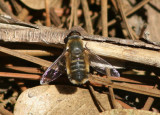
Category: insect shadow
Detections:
[{"x1": 55, "y1": 85, "x2": 77, "y2": 94}]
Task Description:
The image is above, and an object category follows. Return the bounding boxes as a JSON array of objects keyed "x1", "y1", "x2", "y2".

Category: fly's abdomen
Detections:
[{"x1": 69, "y1": 56, "x2": 88, "y2": 84}]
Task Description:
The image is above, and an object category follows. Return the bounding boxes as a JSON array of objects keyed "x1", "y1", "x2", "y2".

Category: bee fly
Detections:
[{"x1": 40, "y1": 31, "x2": 120, "y2": 85}]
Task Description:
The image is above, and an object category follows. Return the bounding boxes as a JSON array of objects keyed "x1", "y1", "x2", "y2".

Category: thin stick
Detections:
[
  {"x1": 0, "y1": 50, "x2": 55, "y2": 56},
  {"x1": 111, "y1": 0, "x2": 118, "y2": 12},
  {"x1": 116, "y1": 0, "x2": 135, "y2": 40},
  {"x1": 81, "y1": 0, "x2": 93, "y2": 34},
  {"x1": 88, "y1": 84, "x2": 106, "y2": 112},
  {"x1": 73, "y1": 0, "x2": 78, "y2": 26},
  {"x1": 126, "y1": 0, "x2": 151, "y2": 16},
  {"x1": 111, "y1": 0, "x2": 139, "y2": 40},
  {"x1": 108, "y1": 0, "x2": 151, "y2": 26},
  {"x1": 45, "y1": 0, "x2": 51, "y2": 26},
  {"x1": 88, "y1": 75, "x2": 160, "y2": 98},
  {"x1": 101, "y1": 0, "x2": 108, "y2": 37},
  {"x1": 0, "y1": 46, "x2": 52, "y2": 67},
  {"x1": 0, "y1": 72, "x2": 41, "y2": 80},
  {"x1": 142, "y1": 84, "x2": 157, "y2": 110},
  {"x1": 69, "y1": 0, "x2": 74, "y2": 29},
  {"x1": 5, "y1": 65, "x2": 42, "y2": 74},
  {"x1": 106, "y1": 68, "x2": 118, "y2": 109},
  {"x1": 13, "y1": 50, "x2": 55, "y2": 56}
]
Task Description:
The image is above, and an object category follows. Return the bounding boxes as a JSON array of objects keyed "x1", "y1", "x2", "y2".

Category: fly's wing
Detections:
[
  {"x1": 40, "y1": 50, "x2": 67, "y2": 84},
  {"x1": 85, "y1": 49, "x2": 120, "y2": 77}
]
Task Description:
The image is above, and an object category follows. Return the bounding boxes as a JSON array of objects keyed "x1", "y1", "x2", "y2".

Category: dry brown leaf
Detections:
[
  {"x1": 20, "y1": 0, "x2": 60, "y2": 10},
  {"x1": 14, "y1": 85, "x2": 111, "y2": 115},
  {"x1": 99, "y1": 109, "x2": 160, "y2": 115},
  {"x1": 144, "y1": 0, "x2": 160, "y2": 42},
  {"x1": 125, "y1": 0, "x2": 160, "y2": 43}
]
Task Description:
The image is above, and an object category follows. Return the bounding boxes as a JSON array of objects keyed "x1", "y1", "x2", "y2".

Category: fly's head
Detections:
[{"x1": 64, "y1": 31, "x2": 83, "y2": 45}]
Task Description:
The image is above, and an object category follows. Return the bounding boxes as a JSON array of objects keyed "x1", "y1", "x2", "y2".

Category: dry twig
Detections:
[
  {"x1": 89, "y1": 75, "x2": 160, "y2": 98},
  {"x1": 108, "y1": 0, "x2": 151, "y2": 26},
  {"x1": 106, "y1": 69, "x2": 118, "y2": 109},
  {"x1": 116, "y1": 0, "x2": 135, "y2": 40},
  {"x1": 45, "y1": 0, "x2": 51, "y2": 26},
  {"x1": 81, "y1": 0, "x2": 93, "y2": 34},
  {"x1": 101, "y1": 0, "x2": 108, "y2": 37},
  {"x1": 0, "y1": 46, "x2": 52, "y2": 67},
  {"x1": 142, "y1": 84, "x2": 158, "y2": 110},
  {"x1": 88, "y1": 85, "x2": 106, "y2": 112},
  {"x1": 0, "y1": 72, "x2": 41, "y2": 80}
]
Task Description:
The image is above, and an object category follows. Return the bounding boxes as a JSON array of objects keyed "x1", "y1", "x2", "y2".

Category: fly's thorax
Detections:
[{"x1": 66, "y1": 35, "x2": 84, "y2": 56}]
